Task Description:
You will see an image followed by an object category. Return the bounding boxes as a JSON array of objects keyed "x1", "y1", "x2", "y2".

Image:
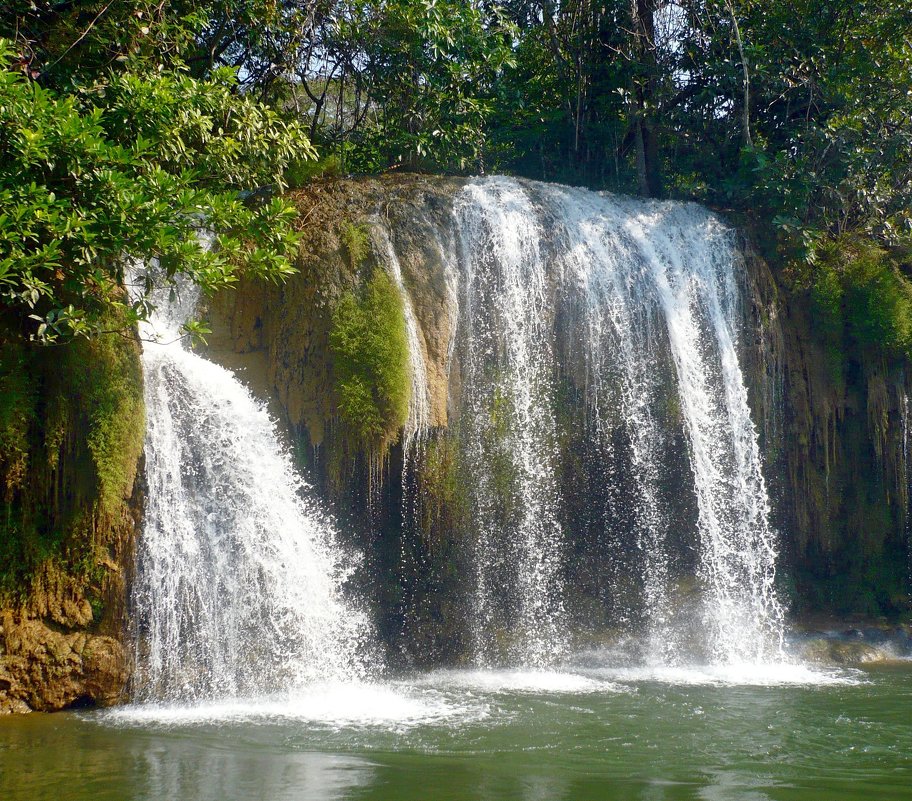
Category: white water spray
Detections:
[
  {"x1": 454, "y1": 179, "x2": 569, "y2": 667},
  {"x1": 132, "y1": 272, "x2": 374, "y2": 702},
  {"x1": 373, "y1": 224, "x2": 431, "y2": 457}
]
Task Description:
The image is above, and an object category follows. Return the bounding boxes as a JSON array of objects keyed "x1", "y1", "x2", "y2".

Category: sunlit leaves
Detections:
[{"x1": 0, "y1": 39, "x2": 314, "y2": 343}]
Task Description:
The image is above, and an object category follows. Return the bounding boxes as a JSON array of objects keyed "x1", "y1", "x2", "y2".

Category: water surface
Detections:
[{"x1": 2, "y1": 662, "x2": 910, "y2": 801}]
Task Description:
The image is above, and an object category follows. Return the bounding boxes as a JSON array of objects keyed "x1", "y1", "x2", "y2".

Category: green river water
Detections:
[{"x1": 2, "y1": 660, "x2": 911, "y2": 801}]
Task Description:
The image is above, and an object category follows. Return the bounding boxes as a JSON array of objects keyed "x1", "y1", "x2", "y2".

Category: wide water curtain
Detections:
[
  {"x1": 448, "y1": 178, "x2": 784, "y2": 666},
  {"x1": 133, "y1": 273, "x2": 374, "y2": 703},
  {"x1": 132, "y1": 177, "x2": 784, "y2": 694}
]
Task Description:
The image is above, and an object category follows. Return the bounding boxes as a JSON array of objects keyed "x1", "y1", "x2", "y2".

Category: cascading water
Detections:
[
  {"x1": 373, "y1": 224, "x2": 431, "y2": 458},
  {"x1": 454, "y1": 180, "x2": 569, "y2": 667},
  {"x1": 130, "y1": 175, "x2": 786, "y2": 693},
  {"x1": 440, "y1": 177, "x2": 785, "y2": 666},
  {"x1": 132, "y1": 271, "x2": 374, "y2": 703}
]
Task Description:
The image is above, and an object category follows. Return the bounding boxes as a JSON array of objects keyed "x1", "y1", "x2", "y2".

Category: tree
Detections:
[
  {"x1": 262, "y1": 0, "x2": 518, "y2": 172},
  {"x1": 0, "y1": 14, "x2": 314, "y2": 343},
  {"x1": 629, "y1": 0, "x2": 662, "y2": 196}
]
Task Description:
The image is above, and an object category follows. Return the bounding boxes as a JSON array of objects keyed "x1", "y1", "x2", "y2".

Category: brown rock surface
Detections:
[
  {"x1": 205, "y1": 175, "x2": 465, "y2": 450},
  {"x1": 0, "y1": 612, "x2": 128, "y2": 712}
]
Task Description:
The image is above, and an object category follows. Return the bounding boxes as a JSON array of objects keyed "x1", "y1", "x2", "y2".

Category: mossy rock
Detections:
[{"x1": 0, "y1": 322, "x2": 144, "y2": 598}]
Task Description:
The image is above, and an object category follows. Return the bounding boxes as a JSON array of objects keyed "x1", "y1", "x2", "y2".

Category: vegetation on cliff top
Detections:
[
  {"x1": 805, "y1": 237, "x2": 912, "y2": 360},
  {"x1": 5, "y1": 1, "x2": 911, "y2": 355},
  {"x1": 0, "y1": 14, "x2": 311, "y2": 344}
]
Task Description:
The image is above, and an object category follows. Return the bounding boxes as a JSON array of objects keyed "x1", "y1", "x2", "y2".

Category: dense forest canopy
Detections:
[{"x1": 1, "y1": 0, "x2": 911, "y2": 350}]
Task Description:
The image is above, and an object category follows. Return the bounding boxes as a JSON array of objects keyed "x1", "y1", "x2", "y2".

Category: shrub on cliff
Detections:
[{"x1": 806, "y1": 237, "x2": 912, "y2": 359}]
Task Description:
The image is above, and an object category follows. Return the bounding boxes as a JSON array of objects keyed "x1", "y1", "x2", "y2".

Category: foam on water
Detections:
[
  {"x1": 100, "y1": 659, "x2": 860, "y2": 734},
  {"x1": 420, "y1": 668, "x2": 626, "y2": 695},
  {"x1": 103, "y1": 681, "x2": 491, "y2": 730},
  {"x1": 572, "y1": 657, "x2": 863, "y2": 687}
]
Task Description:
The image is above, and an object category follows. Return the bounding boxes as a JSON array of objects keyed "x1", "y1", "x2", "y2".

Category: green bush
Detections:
[
  {"x1": 329, "y1": 267, "x2": 411, "y2": 451},
  {"x1": 0, "y1": 38, "x2": 312, "y2": 344},
  {"x1": 811, "y1": 237, "x2": 912, "y2": 357},
  {"x1": 341, "y1": 222, "x2": 371, "y2": 269},
  {"x1": 285, "y1": 154, "x2": 343, "y2": 188}
]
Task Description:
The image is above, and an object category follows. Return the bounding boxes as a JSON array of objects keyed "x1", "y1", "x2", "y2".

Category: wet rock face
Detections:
[
  {"x1": 205, "y1": 175, "x2": 465, "y2": 451},
  {"x1": 0, "y1": 331, "x2": 143, "y2": 715},
  {"x1": 0, "y1": 613, "x2": 129, "y2": 713},
  {"x1": 736, "y1": 241, "x2": 912, "y2": 620},
  {"x1": 756, "y1": 277, "x2": 911, "y2": 616},
  {"x1": 795, "y1": 623, "x2": 912, "y2": 665}
]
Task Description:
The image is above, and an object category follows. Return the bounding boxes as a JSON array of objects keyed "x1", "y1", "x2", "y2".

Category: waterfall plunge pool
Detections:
[{"x1": 2, "y1": 661, "x2": 910, "y2": 801}]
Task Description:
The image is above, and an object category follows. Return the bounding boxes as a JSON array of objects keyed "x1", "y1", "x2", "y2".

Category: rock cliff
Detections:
[{"x1": 0, "y1": 331, "x2": 143, "y2": 713}]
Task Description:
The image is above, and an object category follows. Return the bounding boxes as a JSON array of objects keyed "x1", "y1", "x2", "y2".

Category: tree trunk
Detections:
[
  {"x1": 630, "y1": 0, "x2": 662, "y2": 197},
  {"x1": 725, "y1": 0, "x2": 753, "y2": 149}
]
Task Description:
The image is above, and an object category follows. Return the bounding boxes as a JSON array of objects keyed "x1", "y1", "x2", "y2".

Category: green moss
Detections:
[
  {"x1": 329, "y1": 267, "x2": 411, "y2": 453},
  {"x1": 284, "y1": 154, "x2": 343, "y2": 188},
  {"x1": 82, "y1": 333, "x2": 145, "y2": 517},
  {"x1": 341, "y1": 221, "x2": 371, "y2": 269},
  {"x1": 0, "y1": 321, "x2": 144, "y2": 595},
  {"x1": 811, "y1": 236, "x2": 912, "y2": 358},
  {"x1": 421, "y1": 435, "x2": 468, "y2": 535}
]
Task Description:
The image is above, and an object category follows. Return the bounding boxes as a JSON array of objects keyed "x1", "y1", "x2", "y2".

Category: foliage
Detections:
[
  {"x1": 329, "y1": 266, "x2": 411, "y2": 451},
  {"x1": 285, "y1": 154, "x2": 344, "y2": 188},
  {"x1": 180, "y1": 0, "x2": 516, "y2": 172},
  {"x1": 350, "y1": 0, "x2": 516, "y2": 171},
  {"x1": 486, "y1": 1, "x2": 661, "y2": 191},
  {"x1": 0, "y1": 37, "x2": 314, "y2": 343},
  {"x1": 803, "y1": 237, "x2": 912, "y2": 358}
]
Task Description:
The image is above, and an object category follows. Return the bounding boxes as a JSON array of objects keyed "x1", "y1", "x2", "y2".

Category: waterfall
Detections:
[
  {"x1": 131, "y1": 272, "x2": 374, "y2": 703},
  {"x1": 373, "y1": 224, "x2": 431, "y2": 458},
  {"x1": 454, "y1": 180, "x2": 569, "y2": 666},
  {"x1": 441, "y1": 177, "x2": 784, "y2": 666},
  {"x1": 129, "y1": 174, "x2": 786, "y2": 689}
]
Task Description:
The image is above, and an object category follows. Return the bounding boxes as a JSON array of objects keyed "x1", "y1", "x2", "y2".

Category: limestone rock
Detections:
[
  {"x1": 799, "y1": 636, "x2": 891, "y2": 665},
  {"x1": 205, "y1": 175, "x2": 465, "y2": 450},
  {"x1": 0, "y1": 612, "x2": 129, "y2": 713}
]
